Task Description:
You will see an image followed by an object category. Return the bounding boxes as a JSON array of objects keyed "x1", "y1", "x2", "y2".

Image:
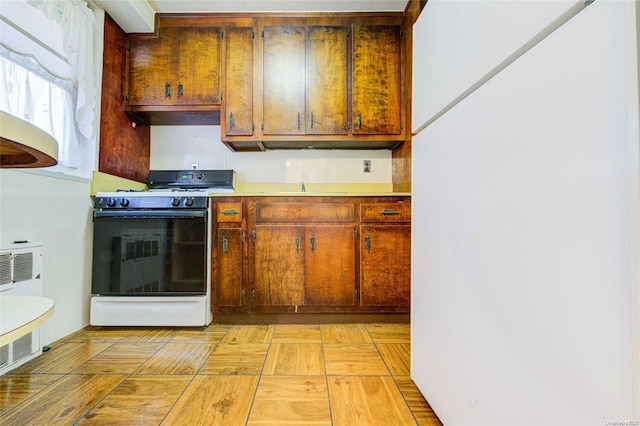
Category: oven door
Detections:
[{"x1": 92, "y1": 209, "x2": 207, "y2": 296}]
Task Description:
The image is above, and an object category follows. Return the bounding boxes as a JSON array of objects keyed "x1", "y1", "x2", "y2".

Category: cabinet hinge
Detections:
[
  {"x1": 400, "y1": 122, "x2": 403, "y2": 130},
  {"x1": 241, "y1": 232, "x2": 246, "y2": 244},
  {"x1": 261, "y1": 123, "x2": 264, "y2": 131},
  {"x1": 261, "y1": 30, "x2": 265, "y2": 38},
  {"x1": 221, "y1": 31, "x2": 224, "y2": 40},
  {"x1": 126, "y1": 42, "x2": 131, "y2": 51},
  {"x1": 252, "y1": 123, "x2": 255, "y2": 131},
  {"x1": 355, "y1": 289, "x2": 359, "y2": 301},
  {"x1": 125, "y1": 93, "x2": 130, "y2": 101},
  {"x1": 251, "y1": 229, "x2": 256, "y2": 241},
  {"x1": 241, "y1": 289, "x2": 245, "y2": 301},
  {"x1": 399, "y1": 29, "x2": 403, "y2": 37},
  {"x1": 221, "y1": 92, "x2": 224, "y2": 101},
  {"x1": 252, "y1": 31, "x2": 256, "y2": 39},
  {"x1": 354, "y1": 228, "x2": 358, "y2": 239},
  {"x1": 252, "y1": 289, "x2": 256, "y2": 301},
  {"x1": 346, "y1": 30, "x2": 350, "y2": 39}
]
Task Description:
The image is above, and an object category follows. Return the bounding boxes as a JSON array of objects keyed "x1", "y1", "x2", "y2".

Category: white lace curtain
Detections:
[
  {"x1": 27, "y1": 0, "x2": 96, "y2": 141},
  {"x1": 0, "y1": 50, "x2": 81, "y2": 167}
]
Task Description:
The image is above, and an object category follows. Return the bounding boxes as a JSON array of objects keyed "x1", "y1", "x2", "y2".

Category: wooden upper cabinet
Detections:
[
  {"x1": 352, "y1": 25, "x2": 402, "y2": 135},
  {"x1": 128, "y1": 25, "x2": 222, "y2": 107},
  {"x1": 262, "y1": 25, "x2": 348, "y2": 137},
  {"x1": 262, "y1": 26, "x2": 306, "y2": 135},
  {"x1": 306, "y1": 26, "x2": 348, "y2": 135},
  {"x1": 128, "y1": 29, "x2": 173, "y2": 106},
  {"x1": 223, "y1": 26, "x2": 254, "y2": 137}
]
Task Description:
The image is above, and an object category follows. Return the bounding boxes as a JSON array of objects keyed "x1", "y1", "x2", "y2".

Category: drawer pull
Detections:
[
  {"x1": 295, "y1": 235, "x2": 301, "y2": 252},
  {"x1": 222, "y1": 209, "x2": 238, "y2": 215},
  {"x1": 310, "y1": 235, "x2": 316, "y2": 252},
  {"x1": 165, "y1": 82, "x2": 171, "y2": 97},
  {"x1": 364, "y1": 235, "x2": 371, "y2": 251},
  {"x1": 381, "y1": 209, "x2": 399, "y2": 215},
  {"x1": 221, "y1": 236, "x2": 228, "y2": 254}
]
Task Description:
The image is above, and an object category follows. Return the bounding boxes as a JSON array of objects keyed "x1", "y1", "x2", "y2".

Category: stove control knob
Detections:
[
  {"x1": 120, "y1": 198, "x2": 130, "y2": 207},
  {"x1": 184, "y1": 197, "x2": 194, "y2": 207},
  {"x1": 195, "y1": 172, "x2": 204, "y2": 180},
  {"x1": 107, "y1": 198, "x2": 116, "y2": 207},
  {"x1": 171, "y1": 197, "x2": 181, "y2": 207}
]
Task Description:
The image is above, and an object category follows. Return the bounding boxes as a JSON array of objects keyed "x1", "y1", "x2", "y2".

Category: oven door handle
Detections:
[{"x1": 93, "y1": 210, "x2": 207, "y2": 219}]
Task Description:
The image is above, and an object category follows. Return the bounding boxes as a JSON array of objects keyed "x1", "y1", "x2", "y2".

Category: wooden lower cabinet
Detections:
[
  {"x1": 211, "y1": 196, "x2": 410, "y2": 315},
  {"x1": 360, "y1": 224, "x2": 411, "y2": 307}
]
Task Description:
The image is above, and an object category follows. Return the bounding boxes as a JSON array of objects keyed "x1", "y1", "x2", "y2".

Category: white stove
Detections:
[{"x1": 89, "y1": 170, "x2": 234, "y2": 327}]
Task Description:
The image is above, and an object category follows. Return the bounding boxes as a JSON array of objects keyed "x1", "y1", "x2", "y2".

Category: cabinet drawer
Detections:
[
  {"x1": 255, "y1": 202, "x2": 355, "y2": 222},
  {"x1": 217, "y1": 203, "x2": 243, "y2": 222},
  {"x1": 360, "y1": 203, "x2": 411, "y2": 222}
]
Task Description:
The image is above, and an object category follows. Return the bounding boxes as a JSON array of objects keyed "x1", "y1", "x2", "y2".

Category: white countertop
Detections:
[{"x1": 0, "y1": 296, "x2": 55, "y2": 346}]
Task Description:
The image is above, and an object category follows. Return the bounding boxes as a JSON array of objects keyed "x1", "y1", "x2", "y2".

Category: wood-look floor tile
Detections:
[
  {"x1": 59, "y1": 327, "x2": 139, "y2": 343},
  {"x1": 199, "y1": 343, "x2": 269, "y2": 375},
  {"x1": 162, "y1": 375, "x2": 259, "y2": 425},
  {"x1": 377, "y1": 343, "x2": 410, "y2": 376},
  {"x1": 171, "y1": 329, "x2": 227, "y2": 343},
  {"x1": 0, "y1": 374, "x2": 126, "y2": 426},
  {"x1": 324, "y1": 344, "x2": 389, "y2": 375},
  {"x1": 8, "y1": 342, "x2": 112, "y2": 374},
  {"x1": 321, "y1": 324, "x2": 372, "y2": 343},
  {"x1": 221, "y1": 325, "x2": 275, "y2": 343},
  {"x1": 76, "y1": 375, "x2": 192, "y2": 424},
  {"x1": 118, "y1": 327, "x2": 180, "y2": 343},
  {"x1": 328, "y1": 376, "x2": 416, "y2": 426},
  {"x1": 366, "y1": 323, "x2": 411, "y2": 343},
  {"x1": 248, "y1": 376, "x2": 331, "y2": 425},
  {"x1": 72, "y1": 342, "x2": 165, "y2": 374},
  {"x1": 394, "y1": 377, "x2": 443, "y2": 426},
  {"x1": 135, "y1": 342, "x2": 215, "y2": 375},
  {"x1": 0, "y1": 374, "x2": 63, "y2": 414},
  {"x1": 263, "y1": 344, "x2": 325, "y2": 375},
  {"x1": 272, "y1": 324, "x2": 322, "y2": 343}
]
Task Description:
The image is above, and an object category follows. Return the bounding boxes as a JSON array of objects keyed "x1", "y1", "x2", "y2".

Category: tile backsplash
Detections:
[{"x1": 150, "y1": 125, "x2": 392, "y2": 183}]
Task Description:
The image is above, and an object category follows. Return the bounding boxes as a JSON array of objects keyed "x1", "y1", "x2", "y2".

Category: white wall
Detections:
[
  {"x1": 411, "y1": 1, "x2": 638, "y2": 424},
  {"x1": 0, "y1": 170, "x2": 93, "y2": 344},
  {"x1": 150, "y1": 125, "x2": 393, "y2": 184}
]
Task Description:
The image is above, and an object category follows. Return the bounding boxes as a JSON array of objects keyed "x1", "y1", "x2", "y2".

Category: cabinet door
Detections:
[
  {"x1": 176, "y1": 26, "x2": 222, "y2": 105},
  {"x1": 360, "y1": 224, "x2": 410, "y2": 307},
  {"x1": 128, "y1": 29, "x2": 174, "y2": 106},
  {"x1": 254, "y1": 225, "x2": 305, "y2": 306},
  {"x1": 352, "y1": 25, "x2": 402, "y2": 135},
  {"x1": 224, "y1": 27, "x2": 254, "y2": 136},
  {"x1": 304, "y1": 225, "x2": 356, "y2": 306},
  {"x1": 215, "y1": 227, "x2": 243, "y2": 309},
  {"x1": 306, "y1": 26, "x2": 348, "y2": 135},
  {"x1": 262, "y1": 26, "x2": 306, "y2": 135}
]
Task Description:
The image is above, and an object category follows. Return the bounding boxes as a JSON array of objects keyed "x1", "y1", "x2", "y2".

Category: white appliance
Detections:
[
  {"x1": 411, "y1": 1, "x2": 638, "y2": 425},
  {"x1": 89, "y1": 170, "x2": 233, "y2": 327},
  {"x1": 0, "y1": 242, "x2": 44, "y2": 374}
]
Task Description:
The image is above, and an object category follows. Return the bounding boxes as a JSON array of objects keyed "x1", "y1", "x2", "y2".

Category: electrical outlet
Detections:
[
  {"x1": 363, "y1": 160, "x2": 371, "y2": 173},
  {"x1": 191, "y1": 163, "x2": 198, "y2": 170}
]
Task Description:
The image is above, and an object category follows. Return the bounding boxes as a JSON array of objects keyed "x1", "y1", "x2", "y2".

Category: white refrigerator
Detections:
[{"x1": 411, "y1": 1, "x2": 639, "y2": 425}]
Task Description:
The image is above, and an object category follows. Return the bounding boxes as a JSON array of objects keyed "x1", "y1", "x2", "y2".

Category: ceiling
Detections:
[{"x1": 98, "y1": 0, "x2": 411, "y2": 33}]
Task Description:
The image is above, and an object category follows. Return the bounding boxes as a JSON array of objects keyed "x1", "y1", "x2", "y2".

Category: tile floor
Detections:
[{"x1": 0, "y1": 323, "x2": 441, "y2": 425}]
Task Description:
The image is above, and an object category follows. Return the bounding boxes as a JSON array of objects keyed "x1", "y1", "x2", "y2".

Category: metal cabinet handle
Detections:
[
  {"x1": 229, "y1": 112, "x2": 235, "y2": 128},
  {"x1": 297, "y1": 112, "x2": 301, "y2": 130},
  {"x1": 381, "y1": 209, "x2": 399, "y2": 215},
  {"x1": 221, "y1": 236, "x2": 228, "y2": 254},
  {"x1": 165, "y1": 82, "x2": 171, "y2": 97},
  {"x1": 295, "y1": 235, "x2": 300, "y2": 252},
  {"x1": 178, "y1": 82, "x2": 183, "y2": 97},
  {"x1": 310, "y1": 235, "x2": 316, "y2": 252},
  {"x1": 364, "y1": 235, "x2": 371, "y2": 251},
  {"x1": 222, "y1": 209, "x2": 238, "y2": 215},
  {"x1": 310, "y1": 112, "x2": 314, "y2": 129},
  {"x1": 356, "y1": 111, "x2": 361, "y2": 128}
]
